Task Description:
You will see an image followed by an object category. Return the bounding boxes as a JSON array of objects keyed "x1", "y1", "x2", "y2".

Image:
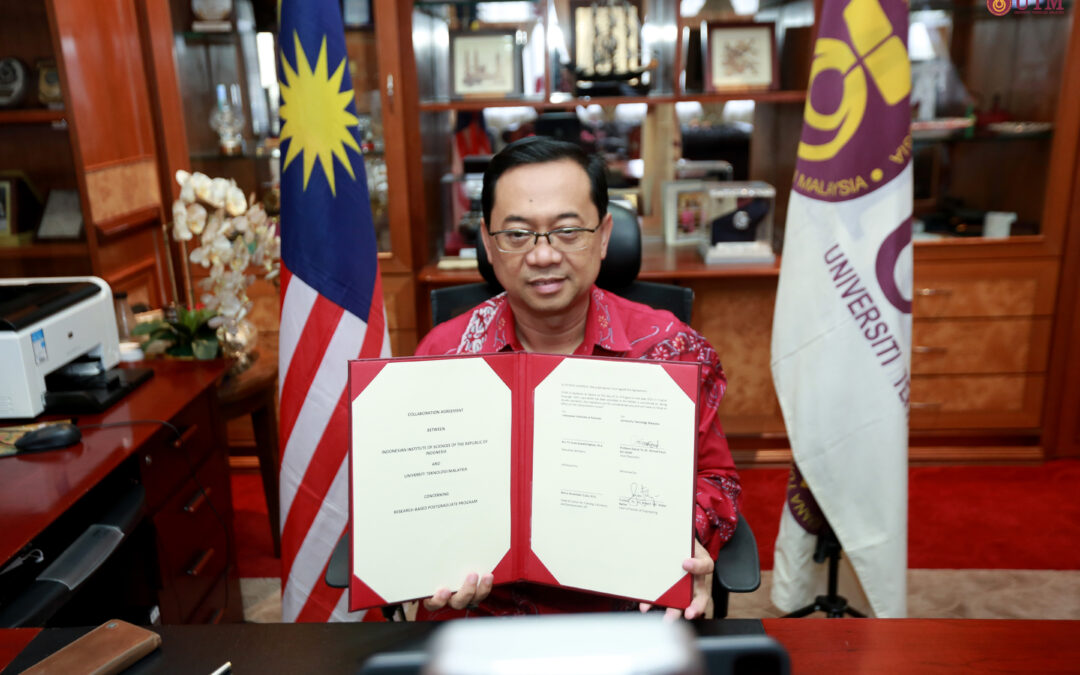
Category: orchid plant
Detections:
[
  {"x1": 139, "y1": 171, "x2": 280, "y2": 361},
  {"x1": 172, "y1": 170, "x2": 280, "y2": 330}
]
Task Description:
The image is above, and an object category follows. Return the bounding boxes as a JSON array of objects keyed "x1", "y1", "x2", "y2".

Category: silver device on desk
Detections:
[
  {"x1": 0, "y1": 276, "x2": 139, "y2": 419},
  {"x1": 358, "y1": 614, "x2": 790, "y2": 675}
]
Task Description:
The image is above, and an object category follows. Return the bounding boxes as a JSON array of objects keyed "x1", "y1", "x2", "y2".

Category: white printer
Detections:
[{"x1": 0, "y1": 277, "x2": 125, "y2": 419}]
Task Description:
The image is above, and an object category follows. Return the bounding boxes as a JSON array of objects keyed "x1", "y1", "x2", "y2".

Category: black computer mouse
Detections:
[{"x1": 15, "y1": 423, "x2": 82, "y2": 452}]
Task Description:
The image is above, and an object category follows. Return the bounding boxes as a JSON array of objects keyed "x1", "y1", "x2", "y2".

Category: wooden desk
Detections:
[
  {"x1": 0, "y1": 361, "x2": 243, "y2": 625},
  {"x1": 2, "y1": 619, "x2": 1078, "y2": 673}
]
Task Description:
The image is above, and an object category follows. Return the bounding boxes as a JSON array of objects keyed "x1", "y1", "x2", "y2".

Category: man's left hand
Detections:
[{"x1": 639, "y1": 539, "x2": 714, "y2": 620}]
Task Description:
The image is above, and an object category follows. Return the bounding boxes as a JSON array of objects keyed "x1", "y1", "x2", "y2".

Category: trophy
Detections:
[
  {"x1": 36, "y1": 60, "x2": 63, "y2": 108},
  {"x1": 209, "y1": 83, "x2": 245, "y2": 156}
]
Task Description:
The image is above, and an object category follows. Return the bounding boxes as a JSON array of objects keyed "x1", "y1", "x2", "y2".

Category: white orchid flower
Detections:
[
  {"x1": 172, "y1": 201, "x2": 192, "y2": 241},
  {"x1": 190, "y1": 172, "x2": 213, "y2": 201},
  {"x1": 225, "y1": 185, "x2": 247, "y2": 216},
  {"x1": 189, "y1": 245, "x2": 212, "y2": 268},
  {"x1": 175, "y1": 170, "x2": 196, "y2": 204},
  {"x1": 206, "y1": 177, "x2": 230, "y2": 209},
  {"x1": 186, "y1": 203, "x2": 208, "y2": 235},
  {"x1": 247, "y1": 203, "x2": 267, "y2": 228}
]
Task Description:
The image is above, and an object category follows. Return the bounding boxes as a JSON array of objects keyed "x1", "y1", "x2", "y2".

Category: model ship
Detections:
[{"x1": 573, "y1": 0, "x2": 655, "y2": 95}]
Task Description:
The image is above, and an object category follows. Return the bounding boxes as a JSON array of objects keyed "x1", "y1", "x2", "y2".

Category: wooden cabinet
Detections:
[
  {"x1": 908, "y1": 260, "x2": 1057, "y2": 431},
  {"x1": 135, "y1": 369, "x2": 243, "y2": 624},
  {"x1": 0, "y1": 0, "x2": 173, "y2": 307},
  {"x1": 0, "y1": 362, "x2": 243, "y2": 625}
]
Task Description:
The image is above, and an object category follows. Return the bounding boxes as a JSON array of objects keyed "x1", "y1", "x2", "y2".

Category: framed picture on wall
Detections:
[
  {"x1": 342, "y1": 0, "x2": 372, "y2": 28},
  {"x1": 450, "y1": 31, "x2": 523, "y2": 98},
  {"x1": 705, "y1": 21, "x2": 777, "y2": 92},
  {"x1": 662, "y1": 180, "x2": 710, "y2": 246}
]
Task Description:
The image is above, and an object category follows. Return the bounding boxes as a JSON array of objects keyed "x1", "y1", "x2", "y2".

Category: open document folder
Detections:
[{"x1": 347, "y1": 353, "x2": 701, "y2": 611}]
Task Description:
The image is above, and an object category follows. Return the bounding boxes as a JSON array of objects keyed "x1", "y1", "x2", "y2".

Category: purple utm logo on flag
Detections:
[
  {"x1": 277, "y1": 0, "x2": 391, "y2": 623},
  {"x1": 770, "y1": 0, "x2": 912, "y2": 618}
]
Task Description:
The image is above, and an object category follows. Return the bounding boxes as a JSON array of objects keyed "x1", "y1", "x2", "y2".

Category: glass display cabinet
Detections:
[
  {"x1": 408, "y1": 0, "x2": 816, "y2": 267},
  {"x1": 381, "y1": 0, "x2": 1080, "y2": 460},
  {"x1": 908, "y1": 0, "x2": 1074, "y2": 241}
]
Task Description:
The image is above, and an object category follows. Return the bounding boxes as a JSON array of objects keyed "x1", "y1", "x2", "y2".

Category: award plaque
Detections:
[
  {"x1": 697, "y1": 181, "x2": 777, "y2": 265},
  {"x1": 0, "y1": 57, "x2": 29, "y2": 109},
  {"x1": 36, "y1": 59, "x2": 63, "y2": 108}
]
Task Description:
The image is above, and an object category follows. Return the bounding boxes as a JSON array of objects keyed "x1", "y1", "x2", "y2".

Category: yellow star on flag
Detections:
[{"x1": 279, "y1": 32, "x2": 360, "y2": 195}]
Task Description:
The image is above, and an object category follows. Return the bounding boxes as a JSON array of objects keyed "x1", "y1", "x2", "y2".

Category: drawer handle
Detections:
[
  {"x1": 912, "y1": 345, "x2": 947, "y2": 354},
  {"x1": 916, "y1": 288, "x2": 953, "y2": 297},
  {"x1": 183, "y1": 487, "x2": 211, "y2": 514},
  {"x1": 910, "y1": 402, "x2": 942, "y2": 410},
  {"x1": 186, "y1": 548, "x2": 215, "y2": 576},
  {"x1": 174, "y1": 424, "x2": 199, "y2": 449}
]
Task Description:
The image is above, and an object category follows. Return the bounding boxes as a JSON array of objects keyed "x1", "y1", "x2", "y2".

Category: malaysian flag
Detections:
[
  {"x1": 278, "y1": 0, "x2": 391, "y2": 622},
  {"x1": 770, "y1": 0, "x2": 912, "y2": 617}
]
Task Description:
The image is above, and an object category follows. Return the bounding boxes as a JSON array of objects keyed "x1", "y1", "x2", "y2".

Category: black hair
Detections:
[{"x1": 481, "y1": 136, "x2": 608, "y2": 231}]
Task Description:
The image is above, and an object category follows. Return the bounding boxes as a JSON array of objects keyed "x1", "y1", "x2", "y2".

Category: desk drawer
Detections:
[
  {"x1": 910, "y1": 374, "x2": 1044, "y2": 430},
  {"x1": 913, "y1": 260, "x2": 1057, "y2": 319},
  {"x1": 140, "y1": 393, "x2": 217, "y2": 511},
  {"x1": 911, "y1": 317, "x2": 1051, "y2": 375},
  {"x1": 154, "y1": 449, "x2": 232, "y2": 623}
]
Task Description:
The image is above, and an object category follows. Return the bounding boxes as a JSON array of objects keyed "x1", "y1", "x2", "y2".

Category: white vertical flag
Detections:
[{"x1": 770, "y1": 0, "x2": 913, "y2": 618}]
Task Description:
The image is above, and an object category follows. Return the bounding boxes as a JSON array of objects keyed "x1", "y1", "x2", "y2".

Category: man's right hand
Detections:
[{"x1": 422, "y1": 572, "x2": 494, "y2": 612}]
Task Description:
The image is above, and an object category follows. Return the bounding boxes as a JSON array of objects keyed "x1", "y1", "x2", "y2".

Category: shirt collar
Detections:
[{"x1": 493, "y1": 286, "x2": 631, "y2": 355}]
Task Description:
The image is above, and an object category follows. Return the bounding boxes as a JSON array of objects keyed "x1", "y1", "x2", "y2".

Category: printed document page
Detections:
[
  {"x1": 531, "y1": 359, "x2": 696, "y2": 601},
  {"x1": 350, "y1": 358, "x2": 512, "y2": 603}
]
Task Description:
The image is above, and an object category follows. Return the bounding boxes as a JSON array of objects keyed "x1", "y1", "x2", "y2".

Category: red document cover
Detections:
[{"x1": 347, "y1": 353, "x2": 700, "y2": 611}]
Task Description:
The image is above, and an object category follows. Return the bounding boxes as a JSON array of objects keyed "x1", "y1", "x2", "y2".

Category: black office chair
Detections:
[
  {"x1": 338, "y1": 205, "x2": 759, "y2": 619},
  {"x1": 712, "y1": 513, "x2": 760, "y2": 618},
  {"x1": 431, "y1": 202, "x2": 695, "y2": 325},
  {"x1": 325, "y1": 512, "x2": 759, "y2": 620}
]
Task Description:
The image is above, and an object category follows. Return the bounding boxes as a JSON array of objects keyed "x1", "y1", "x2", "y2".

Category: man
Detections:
[{"x1": 413, "y1": 136, "x2": 741, "y2": 620}]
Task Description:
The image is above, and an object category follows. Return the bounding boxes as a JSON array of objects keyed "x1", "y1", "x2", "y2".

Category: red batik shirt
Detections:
[{"x1": 412, "y1": 285, "x2": 741, "y2": 618}]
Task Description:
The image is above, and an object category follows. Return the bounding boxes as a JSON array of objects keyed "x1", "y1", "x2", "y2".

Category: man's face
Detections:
[{"x1": 481, "y1": 159, "x2": 612, "y2": 321}]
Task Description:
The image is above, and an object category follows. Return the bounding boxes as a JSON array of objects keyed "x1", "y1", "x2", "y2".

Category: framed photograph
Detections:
[
  {"x1": 450, "y1": 31, "x2": 523, "y2": 99},
  {"x1": 342, "y1": 0, "x2": 372, "y2": 29},
  {"x1": 662, "y1": 180, "x2": 710, "y2": 246},
  {"x1": 36, "y1": 189, "x2": 83, "y2": 240},
  {"x1": 705, "y1": 21, "x2": 777, "y2": 92},
  {"x1": 570, "y1": 0, "x2": 642, "y2": 78}
]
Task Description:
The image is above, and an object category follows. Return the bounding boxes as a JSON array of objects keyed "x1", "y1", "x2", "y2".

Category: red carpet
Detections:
[
  {"x1": 231, "y1": 459, "x2": 1080, "y2": 578},
  {"x1": 231, "y1": 472, "x2": 281, "y2": 578}
]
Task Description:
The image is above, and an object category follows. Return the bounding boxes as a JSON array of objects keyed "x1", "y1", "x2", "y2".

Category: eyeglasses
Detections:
[{"x1": 488, "y1": 226, "x2": 600, "y2": 253}]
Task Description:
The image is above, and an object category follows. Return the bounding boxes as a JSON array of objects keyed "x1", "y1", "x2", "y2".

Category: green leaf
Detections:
[
  {"x1": 168, "y1": 343, "x2": 194, "y2": 357},
  {"x1": 148, "y1": 328, "x2": 175, "y2": 343},
  {"x1": 192, "y1": 337, "x2": 220, "y2": 360},
  {"x1": 179, "y1": 308, "x2": 199, "y2": 333},
  {"x1": 131, "y1": 320, "x2": 166, "y2": 336}
]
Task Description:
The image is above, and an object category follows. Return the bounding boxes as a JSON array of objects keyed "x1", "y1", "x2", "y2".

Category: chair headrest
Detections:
[{"x1": 476, "y1": 201, "x2": 642, "y2": 292}]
